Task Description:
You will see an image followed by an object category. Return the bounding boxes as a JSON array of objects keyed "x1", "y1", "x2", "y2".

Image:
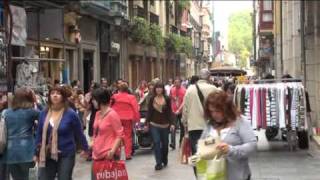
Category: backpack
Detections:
[{"x1": 0, "y1": 110, "x2": 7, "y2": 154}]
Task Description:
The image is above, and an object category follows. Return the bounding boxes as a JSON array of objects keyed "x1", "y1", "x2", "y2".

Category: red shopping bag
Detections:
[
  {"x1": 93, "y1": 160, "x2": 128, "y2": 180},
  {"x1": 180, "y1": 137, "x2": 192, "y2": 164}
]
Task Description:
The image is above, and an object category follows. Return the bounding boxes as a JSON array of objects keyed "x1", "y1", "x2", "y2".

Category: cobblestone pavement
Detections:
[{"x1": 73, "y1": 132, "x2": 320, "y2": 180}]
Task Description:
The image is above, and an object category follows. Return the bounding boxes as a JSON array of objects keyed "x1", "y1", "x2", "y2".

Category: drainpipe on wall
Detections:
[
  {"x1": 300, "y1": 0, "x2": 306, "y2": 86},
  {"x1": 253, "y1": 0, "x2": 257, "y2": 74},
  {"x1": 280, "y1": 1, "x2": 284, "y2": 76}
]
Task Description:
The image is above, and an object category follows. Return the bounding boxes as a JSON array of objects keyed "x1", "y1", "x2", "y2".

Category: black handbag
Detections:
[{"x1": 297, "y1": 130, "x2": 309, "y2": 149}]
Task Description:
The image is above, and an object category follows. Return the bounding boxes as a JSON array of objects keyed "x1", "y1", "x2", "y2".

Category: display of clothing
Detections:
[
  {"x1": 15, "y1": 61, "x2": 47, "y2": 92},
  {"x1": 234, "y1": 82, "x2": 307, "y2": 130}
]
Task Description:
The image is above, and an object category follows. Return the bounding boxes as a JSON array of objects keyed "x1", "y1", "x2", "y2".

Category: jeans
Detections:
[
  {"x1": 0, "y1": 164, "x2": 8, "y2": 180},
  {"x1": 39, "y1": 155, "x2": 75, "y2": 180},
  {"x1": 2, "y1": 163, "x2": 32, "y2": 180},
  {"x1": 189, "y1": 130, "x2": 203, "y2": 176},
  {"x1": 150, "y1": 125, "x2": 169, "y2": 166}
]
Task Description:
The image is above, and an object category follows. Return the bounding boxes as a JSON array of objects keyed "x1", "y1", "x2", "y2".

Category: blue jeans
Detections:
[
  {"x1": 39, "y1": 155, "x2": 75, "y2": 180},
  {"x1": 0, "y1": 163, "x2": 32, "y2": 180},
  {"x1": 150, "y1": 125, "x2": 169, "y2": 166}
]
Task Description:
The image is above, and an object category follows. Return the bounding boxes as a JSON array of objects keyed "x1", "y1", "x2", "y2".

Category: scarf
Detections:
[{"x1": 39, "y1": 108, "x2": 64, "y2": 167}]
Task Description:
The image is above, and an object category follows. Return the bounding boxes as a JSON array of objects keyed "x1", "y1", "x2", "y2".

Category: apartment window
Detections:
[
  {"x1": 136, "y1": 6, "x2": 145, "y2": 18},
  {"x1": 150, "y1": 13, "x2": 159, "y2": 25},
  {"x1": 263, "y1": 1, "x2": 272, "y2": 10},
  {"x1": 261, "y1": 0, "x2": 273, "y2": 22},
  {"x1": 262, "y1": 13, "x2": 273, "y2": 22},
  {"x1": 150, "y1": 0, "x2": 155, "y2": 6}
]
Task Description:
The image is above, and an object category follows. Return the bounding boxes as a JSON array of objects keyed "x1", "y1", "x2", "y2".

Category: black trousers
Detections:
[
  {"x1": 170, "y1": 114, "x2": 184, "y2": 148},
  {"x1": 189, "y1": 130, "x2": 203, "y2": 176}
]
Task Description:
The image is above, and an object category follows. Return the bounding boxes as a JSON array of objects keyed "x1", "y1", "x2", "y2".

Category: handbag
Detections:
[
  {"x1": 0, "y1": 110, "x2": 7, "y2": 154},
  {"x1": 93, "y1": 160, "x2": 128, "y2": 180},
  {"x1": 197, "y1": 134, "x2": 221, "y2": 160},
  {"x1": 196, "y1": 155, "x2": 226, "y2": 180},
  {"x1": 180, "y1": 137, "x2": 192, "y2": 164}
]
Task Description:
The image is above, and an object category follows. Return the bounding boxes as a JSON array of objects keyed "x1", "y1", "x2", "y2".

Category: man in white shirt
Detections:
[
  {"x1": 165, "y1": 78, "x2": 173, "y2": 96},
  {"x1": 182, "y1": 69, "x2": 219, "y2": 160}
]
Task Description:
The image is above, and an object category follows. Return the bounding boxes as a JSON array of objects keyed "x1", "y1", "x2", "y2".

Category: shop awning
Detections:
[{"x1": 210, "y1": 66, "x2": 247, "y2": 76}]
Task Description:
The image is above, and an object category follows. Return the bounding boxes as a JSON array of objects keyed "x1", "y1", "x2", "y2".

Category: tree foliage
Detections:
[
  {"x1": 130, "y1": 17, "x2": 150, "y2": 44},
  {"x1": 130, "y1": 17, "x2": 164, "y2": 50},
  {"x1": 165, "y1": 33, "x2": 192, "y2": 57},
  {"x1": 176, "y1": 0, "x2": 190, "y2": 24},
  {"x1": 228, "y1": 10, "x2": 252, "y2": 68},
  {"x1": 150, "y1": 24, "x2": 164, "y2": 50}
]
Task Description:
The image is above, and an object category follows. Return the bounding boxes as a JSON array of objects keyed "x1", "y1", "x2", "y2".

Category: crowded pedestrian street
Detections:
[{"x1": 2, "y1": 0, "x2": 320, "y2": 180}]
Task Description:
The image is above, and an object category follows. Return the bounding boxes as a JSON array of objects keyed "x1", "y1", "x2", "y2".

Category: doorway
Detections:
[{"x1": 83, "y1": 51, "x2": 94, "y2": 93}]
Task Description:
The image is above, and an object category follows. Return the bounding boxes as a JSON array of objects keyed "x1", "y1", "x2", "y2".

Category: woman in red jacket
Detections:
[{"x1": 111, "y1": 82, "x2": 140, "y2": 160}]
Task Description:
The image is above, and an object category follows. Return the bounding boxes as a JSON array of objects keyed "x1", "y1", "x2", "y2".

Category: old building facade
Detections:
[{"x1": 255, "y1": 0, "x2": 320, "y2": 125}]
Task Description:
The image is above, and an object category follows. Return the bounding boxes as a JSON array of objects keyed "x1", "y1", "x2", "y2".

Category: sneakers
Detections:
[{"x1": 155, "y1": 164, "x2": 163, "y2": 170}]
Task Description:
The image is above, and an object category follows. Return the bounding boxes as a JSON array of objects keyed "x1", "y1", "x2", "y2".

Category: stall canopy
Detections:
[{"x1": 209, "y1": 66, "x2": 247, "y2": 76}]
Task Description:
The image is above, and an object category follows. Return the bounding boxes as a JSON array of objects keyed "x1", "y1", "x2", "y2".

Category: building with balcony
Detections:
[
  {"x1": 253, "y1": 0, "x2": 275, "y2": 78},
  {"x1": 201, "y1": 4, "x2": 213, "y2": 67},
  {"x1": 190, "y1": 0, "x2": 203, "y2": 75}
]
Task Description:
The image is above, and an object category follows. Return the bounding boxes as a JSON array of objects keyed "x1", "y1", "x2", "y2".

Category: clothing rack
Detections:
[
  {"x1": 235, "y1": 81, "x2": 308, "y2": 129},
  {"x1": 234, "y1": 81, "x2": 309, "y2": 149}
]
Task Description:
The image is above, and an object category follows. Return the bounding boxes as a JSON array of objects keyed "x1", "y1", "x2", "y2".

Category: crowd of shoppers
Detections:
[{"x1": 0, "y1": 68, "x2": 265, "y2": 180}]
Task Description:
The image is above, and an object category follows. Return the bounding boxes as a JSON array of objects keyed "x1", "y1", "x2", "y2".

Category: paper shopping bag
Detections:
[
  {"x1": 93, "y1": 160, "x2": 128, "y2": 180},
  {"x1": 180, "y1": 137, "x2": 192, "y2": 164}
]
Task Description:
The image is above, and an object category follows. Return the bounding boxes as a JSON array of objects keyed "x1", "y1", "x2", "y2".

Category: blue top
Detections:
[
  {"x1": 0, "y1": 108, "x2": 39, "y2": 164},
  {"x1": 35, "y1": 108, "x2": 89, "y2": 157}
]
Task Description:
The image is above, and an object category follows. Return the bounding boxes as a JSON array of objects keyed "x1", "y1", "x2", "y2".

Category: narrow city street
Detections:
[{"x1": 73, "y1": 132, "x2": 320, "y2": 180}]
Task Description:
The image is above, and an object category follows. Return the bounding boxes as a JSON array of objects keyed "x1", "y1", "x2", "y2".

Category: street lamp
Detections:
[{"x1": 114, "y1": 15, "x2": 122, "y2": 26}]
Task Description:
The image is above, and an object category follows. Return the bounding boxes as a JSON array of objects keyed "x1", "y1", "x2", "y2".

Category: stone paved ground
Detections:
[{"x1": 73, "y1": 130, "x2": 320, "y2": 180}]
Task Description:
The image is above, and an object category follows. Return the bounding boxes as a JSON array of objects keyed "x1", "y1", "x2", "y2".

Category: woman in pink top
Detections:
[
  {"x1": 91, "y1": 88, "x2": 124, "y2": 162},
  {"x1": 111, "y1": 82, "x2": 140, "y2": 160}
]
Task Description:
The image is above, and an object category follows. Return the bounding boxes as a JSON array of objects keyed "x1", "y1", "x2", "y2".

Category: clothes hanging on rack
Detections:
[{"x1": 234, "y1": 82, "x2": 307, "y2": 130}]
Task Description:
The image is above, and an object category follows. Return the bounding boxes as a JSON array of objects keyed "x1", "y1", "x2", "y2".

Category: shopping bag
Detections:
[
  {"x1": 0, "y1": 110, "x2": 7, "y2": 154},
  {"x1": 29, "y1": 163, "x2": 38, "y2": 180},
  {"x1": 180, "y1": 137, "x2": 192, "y2": 164},
  {"x1": 196, "y1": 156, "x2": 226, "y2": 180},
  {"x1": 93, "y1": 160, "x2": 128, "y2": 180}
]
